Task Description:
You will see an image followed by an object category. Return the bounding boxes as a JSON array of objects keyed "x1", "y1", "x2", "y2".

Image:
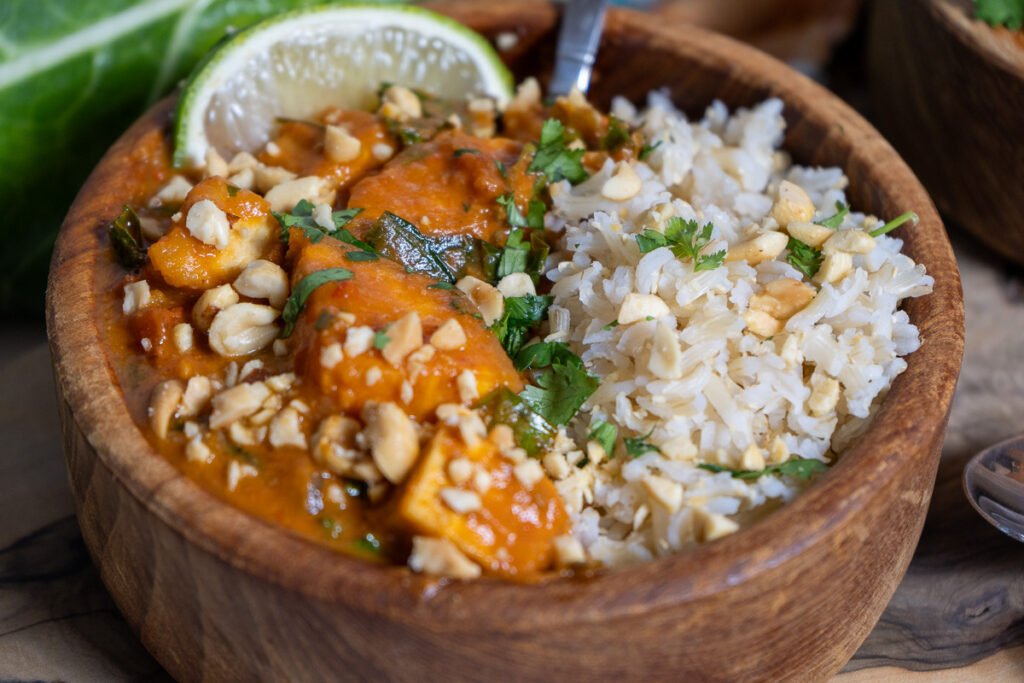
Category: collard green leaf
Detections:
[
  {"x1": 364, "y1": 211, "x2": 478, "y2": 283},
  {"x1": 107, "y1": 204, "x2": 146, "y2": 268},
  {"x1": 476, "y1": 386, "x2": 556, "y2": 456}
]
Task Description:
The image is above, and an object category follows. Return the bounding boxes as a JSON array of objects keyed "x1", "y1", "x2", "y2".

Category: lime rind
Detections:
[{"x1": 173, "y1": 3, "x2": 514, "y2": 168}]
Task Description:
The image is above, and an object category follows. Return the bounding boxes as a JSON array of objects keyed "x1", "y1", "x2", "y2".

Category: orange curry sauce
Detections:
[{"x1": 102, "y1": 86, "x2": 634, "y2": 579}]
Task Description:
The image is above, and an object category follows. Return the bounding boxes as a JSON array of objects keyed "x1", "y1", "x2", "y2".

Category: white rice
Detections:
[{"x1": 542, "y1": 93, "x2": 933, "y2": 568}]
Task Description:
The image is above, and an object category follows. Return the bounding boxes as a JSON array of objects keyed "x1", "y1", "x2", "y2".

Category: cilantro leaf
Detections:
[
  {"x1": 869, "y1": 211, "x2": 919, "y2": 238},
  {"x1": 526, "y1": 198, "x2": 546, "y2": 229},
  {"x1": 975, "y1": 0, "x2": 1024, "y2": 28},
  {"x1": 635, "y1": 217, "x2": 725, "y2": 271},
  {"x1": 624, "y1": 428, "x2": 660, "y2": 458},
  {"x1": 815, "y1": 201, "x2": 849, "y2": 229},
  {"x1": 490, "y1": 295, "x2": 552, "y2": 357},
  {"x1": 373, "y1": 329, "x2": 390, "y2": 350},
  {"x1": 476, "y1": 387, "x2": 557, "y2": 456},
  {"x1": 697, "y1": 456, "x2": 828, "y2": 481},
  {"x1": 494, "y1": 228, "x2": 550, "y2": 284},
  {"x1": 280, "y1": 268, "x2": 353, "y2": 338},
  {"x1": 638, "y1": 140, "x2": 662, "y2": 160},
  {"x1": 497, "y1": 193, "x2": 529, "y2": 228},
  {"x1": 588, "y1": 421, "x2": 618, "y2": 457},
  {"x1": 514, "y1": 341, "x2": 581, "y2": 371},
  {"x1": 108, "y1": 204, "x2": 146, "y2": 268},
  {"x1": 529, "y1": 119, "x2": 589, "y2": 185},
  {"x1": 786, "y1": 237, "x2": 823, "y2": 279},
  {"x1": 520, "y1": 359, "x2": 599, "y2": 426},
  {"x1": 601, "y1": 116, "x2": 631, "y2": 151},
  {"x1": 273, "y1": 199, "x2": 362, "y2": 244}
]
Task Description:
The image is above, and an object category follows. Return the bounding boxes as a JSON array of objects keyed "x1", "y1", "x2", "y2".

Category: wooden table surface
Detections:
[{"x1": 0, "y1": 233, "x2": 1021, "y2": 681}]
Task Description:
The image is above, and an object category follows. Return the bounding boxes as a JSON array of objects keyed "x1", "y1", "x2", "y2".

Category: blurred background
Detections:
[{"x1": 2, "y1": 0, "x2": 1024, "y2": 680}]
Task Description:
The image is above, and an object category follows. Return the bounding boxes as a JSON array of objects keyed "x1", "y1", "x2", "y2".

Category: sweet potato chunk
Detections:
[
  {"x1": 290, "y1": 238, "x2": 522, "y2": 420},
  {"x1": 393, "y1": 426, "x2": 570, "y2": 577},
  {"x1": 346, "y1": 130, "x2": 535, "y2": 243},
  {"x1": 148, "y1": 177, "x2": 279, "y2": 290}
]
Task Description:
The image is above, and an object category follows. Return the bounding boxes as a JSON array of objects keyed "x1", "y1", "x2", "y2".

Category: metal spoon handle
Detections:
[{"x1": 549, "y1": 0, "x2": 609, "y2": 97}]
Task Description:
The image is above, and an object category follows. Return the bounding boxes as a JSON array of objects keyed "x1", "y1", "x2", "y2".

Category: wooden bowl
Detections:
[
  {"x1": 46, "y1": 2, "x2": 965, "y2": 680},
  {"x1": 867, "y1": 0, "x2": 1024, "y2": 265}
]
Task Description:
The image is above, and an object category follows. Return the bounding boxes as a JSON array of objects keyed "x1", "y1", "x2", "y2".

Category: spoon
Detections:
[
  {"x1": 963, "y1": 434, "x2": 1024, "y2": 542},
  {"x1": 548, "y1": 0, "x2": 610, "y2": 97}
]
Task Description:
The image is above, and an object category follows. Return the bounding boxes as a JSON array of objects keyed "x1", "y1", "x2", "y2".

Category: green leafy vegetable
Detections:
[
  {"x1": 453, "y1": 148, "x2": 481, "y2": 158},
  {"x1": 373, "y1": 329, "x2": 390, "y2": 350},
  {"x1": 496, "y1": 193, "x2": 528, "y2": 228},
  {"x1": 624, "y1": 428, "x2": 660, "y2": 458},
  {"x1": 108, "y1": 205, "x2": 146, "y2": 268},
  {"x1": 273, "y1": 199, "x2": 362, "y2": 244},
  {"x1": 364, "y1": 211, "x2": 476, "y2": 283},
  {"x1": 815, "y1": 201, "x2": 849, "y2": 229},
  {"x1": 280, "y1": 267, "x2": 353, "y2": 338},
  {"x1": 490, "y1": 294, "x2": 552, "y2": 357},
  {"x1": 528, "y1": 118, "x2": 589, "y2": 184},
  {"x1": 974, "y1": 0, "x2": 1024, "y2": 28},
  {"x1": 513, "y1": 340, "x2": 580, "y2": 371},
  {"x1": 635, "y1": 217, "x2": 725, "y2": 271},
  {"x1": 697, "y1": 456, "x2": 828, "y2": 481},
  {"x1": 786, "y1": 237, "x2": 823, "y2": 279},
  {"x1": 588, "y1": 421, "x2": 618, "y2": 457},
  {"x1": 601, "y1": 116, "x2": 631, "y2": 151},
  {"x1": 427, "y1": 281, "x2": 455, "y2": 290},
  {"x1": 476, "y1": 387, "x2": 557, "y2": 456},
  {"x1": 638, "y1": 140, "x2": 662, "y2": 160},
  {"x1": 869, "y1": 211, "x2": 919, "y2": 238},
  {"x1": 518, "y1": 342, "x2": 598, "y2": 426}
]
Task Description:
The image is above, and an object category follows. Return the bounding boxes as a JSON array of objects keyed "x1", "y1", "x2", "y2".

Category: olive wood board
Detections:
[{"x1": 2, "y1": 236, "x2": 1020, "y2": 681}]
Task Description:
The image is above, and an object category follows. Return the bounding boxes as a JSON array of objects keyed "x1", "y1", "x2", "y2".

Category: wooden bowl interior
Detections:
[{"x1": 47, "y1": 2, "x2": 965, "y2": 680}]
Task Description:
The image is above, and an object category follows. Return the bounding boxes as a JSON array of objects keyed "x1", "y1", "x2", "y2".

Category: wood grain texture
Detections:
[
  {"x1": 45, "y1": 2, "x2": 965, "y2": 681},
  {"x1": 867, "y1": 0, "x2": 1024, "y2": 265}
]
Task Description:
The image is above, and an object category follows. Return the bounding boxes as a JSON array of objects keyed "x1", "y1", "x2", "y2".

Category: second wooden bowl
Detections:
[
  {"x1": 868, "y1": 0, "x2": 1024, "y2": 264},
  {"x1": 47, "y1": 1, "x2": 964, "y2": 680}
]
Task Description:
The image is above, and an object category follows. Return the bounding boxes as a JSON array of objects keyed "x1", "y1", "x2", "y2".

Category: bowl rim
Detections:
[{"x1": 46, "y1": 4, "x2": 964, "y2": 630}]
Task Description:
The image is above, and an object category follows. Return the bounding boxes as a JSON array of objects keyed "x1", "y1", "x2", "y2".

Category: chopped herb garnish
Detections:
[
  {"x1": 273, "y1": 199, "x2": 362, "y2": 244},
  {"x1": 698, "y1": 456, "x2": 828, "y2": 481},
  {"x1": 493, "y1": 228, "x2": 549, "y2": 284},
  {"x1": 495, "y1": 159, "x2": 508, "y2": 179},
  {"x1": 226, "y1": 184, "x2": 241, "y2": 197},
  {"x1": 869, "y1": 211, "x2": 919, "y2": 238},
  {"x1": 453, "y1": 148, "x2": 481, "y2": 157},
  {"x1": 280, "y1": 267, "x2": 353, "y2": 338},
  {"x1": 588, "y1": 421, "x2": 618, "y2": 457},
  {"x1": 373, "y1": 329, "x2": 390, "y2": 350},
  {"x1": 427, "y1": 281, "x2": 455, "y2": 290},
  {"x1": 364, "y1": 211, "x2": 476, "y2": 283},
  {"x1": 526, "y1": 198, "x2": 546, "y2": 229},
  {"x1": 635, "y1": 217, "x2": 726, "y2": 271},
  {"x1": 602, "y1": 320, "x2": 620, "y2": 331},
  {"x1": 638, "y1": 140, "x2": 662, "y2": 160},
  {"x1": 786, "y1": 237, "x2": 823, "y2": 279},
  {"x1": 815, "y1": 201, "x2": 849, "y2": 229},
  {"x1": 529, "y1": 118, "x2": 589, "y2": 185},
  {"x1": 344, "y1": 250, "x2": 378, "y2": 262},
  {"x1": 462, "y1": 201, "x2": 472, "y2": 212},
  {"x1": 490, "y1": 294, "x2": 552, "y2": 357},
  {"x1": 624, "y1": 429, "x2": 660, "y2": 458},
  {"x1": 601, "y1": 115, "x2": 631, "y2": 151},
  {"x1": 518, "y1": 343, "x2": 599, "y2": 426},
  {"x1": 497, "y1": 193, "x2": 528, "y2": 228},
  {"x1": 513, "y1": 340, "x2": 580, "y2": 371},
  {"x1": 476, "y1": 387, "x2": 557, "y2": 456},
  {"x1": 974, "y1": 0, "x2": 1024, "y2": 28},
  {"x1": 108, "y1": 204, "x2": 146, "y2": 268}
]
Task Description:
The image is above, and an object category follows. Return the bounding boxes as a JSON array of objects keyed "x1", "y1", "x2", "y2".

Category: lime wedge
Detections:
[{"x1": 173, "y1": 4, "x2": 514, "y2": 167}]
